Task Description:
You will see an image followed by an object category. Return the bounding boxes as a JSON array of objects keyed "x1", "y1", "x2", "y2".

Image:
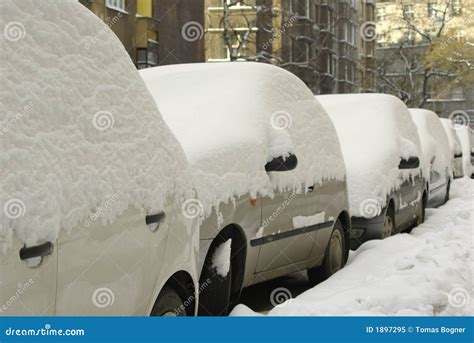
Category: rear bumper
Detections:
[{"x1": 350, "y1": 212, "x2": 385, "y2": 250}]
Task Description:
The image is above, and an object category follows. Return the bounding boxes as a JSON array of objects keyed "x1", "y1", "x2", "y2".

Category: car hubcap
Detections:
[
  {"x1": 382, "y1": 214, "x2": 393, "y2": 239},
  {"x1": 329, "y1": 229, "x2": 343, "y2": 273}
]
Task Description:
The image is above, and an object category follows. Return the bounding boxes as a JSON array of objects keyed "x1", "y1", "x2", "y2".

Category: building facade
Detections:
[
  {"x1": 81, "y1": 0, "x2": 376, "y2": 94},
  {"x1": 375, "y1": 0, "x2": 474, "y2": 118},
  {"x1": 204, "y1": 0, "x2": 376, "y2": 94},
  {"x1": 79, "y1": 0, "x2": 160, "y2": 68}
]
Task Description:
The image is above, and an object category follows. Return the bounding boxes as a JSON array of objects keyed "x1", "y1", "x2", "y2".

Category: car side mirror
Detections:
[
  {"x1": 265, "y1": 154, "x2": 298, "y2": 172},
  {"x1": 399, "y1": 157, "x2": 420, "y2": 170},
  {"x1": 454, "y1": 153, "x2": 462, "y2": 158}
]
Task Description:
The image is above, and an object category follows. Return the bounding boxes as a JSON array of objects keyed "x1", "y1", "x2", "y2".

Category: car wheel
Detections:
[
  {"x1": 307, "y1": 220, "x2": 345, "y2": 287},
  {"x1": 198, "y1": 243, "x2": 233, "y2": 316},
  {"x1": 444, "y1": 179, "x2": 451, "y2": 204},
  {"x1": 151, "y1": 286, "x2": 186, "y2": 316},
  {"x1": 381, "y1": 206, "x2": 395, "y2": 239},
  {"x1": 416, "y1": 197, "x2": 426, "y2": 226}
]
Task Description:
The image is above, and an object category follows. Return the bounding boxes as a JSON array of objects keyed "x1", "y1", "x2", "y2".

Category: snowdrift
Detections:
[
  {"x1": 232, "y1": 178, "x2": 474, "y2": 316},
  {"x1": 317, "y1": 94, "x2": 422, "y2": 218},
  {"x1": 0, "y1": 0, "x2": 188, "y2": 251},
  {"x1": 140, "y1": 63, "x2": 346, "y2": 215}
]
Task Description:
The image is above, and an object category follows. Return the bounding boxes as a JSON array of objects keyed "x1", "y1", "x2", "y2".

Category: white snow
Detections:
[
  {"x1": 409, "y1": 109, "x2": 451, "y2": 180},
  {"x1": 317, "y1": 94, "x2": 422, "y2": 218},
  {"x1": 140, "y1": 63, "x2": 345, "y2": 217},
  {"x1": 455, "y1": 126, "x2": 473, "y2": 177},
  {"x1": 212, "y1": 239, "x2": 232, "y2": 278},
  {"x1": 293, "y1": 211, "x2": 326, "y2": 229},
  {"x1": 231, "y1": 178, "x2": 474, "y2": 316},
  {"x1": 0, "y1": 0, "x2": 189, "y2": 251},
  {"x1": 440, "y1": 119, "x2": 463, "y2": 156}
]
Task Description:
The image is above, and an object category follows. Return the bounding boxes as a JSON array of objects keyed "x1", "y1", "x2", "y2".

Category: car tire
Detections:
[
  {"x1": 416, "y1": 194, "x2": 426, "y2": 226},
  {"x1": 444, "y1": 179, "x2": 451, "y2": 204},
  {"x1": 307, "y1": 220, "x2": 345, "y2": 287},
  {"x1": 198, "y1": 243, "x2": 233, "y2": 316},
  {"x1": 381, "y1": 205, "x2": 395, "y2": 238},
  {"x1": 151, "y1": 286, "x2": 186, "y2": 316}
]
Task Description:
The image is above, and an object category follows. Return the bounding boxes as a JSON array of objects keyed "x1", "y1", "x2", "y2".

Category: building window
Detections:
[
  {"x1": 451, "y1": 87, "x2": 464, "y2": 100},
  {"x1": 377, "y1": 7, "x2": 386, "y2": 21},
  {"x1": 427, "y1": 3, "x2": 437, "y2": 18},
  {"x1": 403, "y1": 4, "x2": 414, "y2": 20},
  {"x1": 452, "y1": 0, "x2": 462, "y2": 15},
  {"x1": 137, "y1": 48, "x2": 158, "y2": 69},
  {"x1": 106, "y1": 0, "x2": 126, "y2": 12},
  {"x1": 327, "y1": 54, "x2": 336, "y2": 76}
]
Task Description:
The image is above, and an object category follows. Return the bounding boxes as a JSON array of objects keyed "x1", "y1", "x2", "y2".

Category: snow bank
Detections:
[
  {"x1": 0, "y1": 0, "x2": 189, "y2": 251},
  {"x1": 455, "y1": 126, "x2": 473, "y2": 176},
  {"x1": 232, "y1": 178, "x2": 474, "y2": 316},
  {"x1": 317, "y1": 94, "x2": 422, "y2": 218},
  {"x1": 140, "y1": 63, "x2": 345, "y2": 215},
  {"x1": 409, "y1": 109, "x2": 451, "y2": 179}
]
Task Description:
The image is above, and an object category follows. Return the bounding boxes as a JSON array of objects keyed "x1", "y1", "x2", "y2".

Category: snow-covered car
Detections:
[
  {"x1": 409, "y1": 109, "x2": 452, "y2": 208},
  {"x1": 141, "y1": 62, "x2": 351, "y2": 316},
  {"x1": 317, "y1": 94, "x2": 426, "y2": 250},
  {"x1": 440, "y1": 119, "x2": 464, "y2": 179},
  {"x1": 1, "y1": 0, "x2": 198, "y2": 316},
  {"x1": 455, "y1": 126, "x2": 473, "y2": 178}
]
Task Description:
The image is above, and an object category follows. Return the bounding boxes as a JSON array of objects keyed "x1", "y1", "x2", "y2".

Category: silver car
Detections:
[{"x1": 141, "y1": 62, "x2": 351, "y2": 316}]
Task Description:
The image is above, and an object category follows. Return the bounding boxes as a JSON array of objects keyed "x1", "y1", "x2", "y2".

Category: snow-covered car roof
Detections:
[
  {"x1": 0, "y1": 0, "x2": 188, "y2": 251},
  {"x1": 317, "y1": 93, "x2": 422, "y2": 218},
  {"x1": 140, "y1": 63, "x2": 345, "y2": 213},
  {"x1": 440, "y1": 119, "x2": 463, "y2": 155},
  {"x1": 409, "y1": 109, "x2": 451, "y2": 178}
]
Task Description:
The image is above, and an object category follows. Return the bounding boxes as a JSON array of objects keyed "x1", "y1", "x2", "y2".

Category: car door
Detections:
[
  {"x1": 0, "y1": 236, "x2": 57, "y2": 315},
  {"x1": 254, "y1": 184, "x2": 319, "y2": 272},
  {"x1": 55, "y1": 205, "x2": 172, "y2": 315}
]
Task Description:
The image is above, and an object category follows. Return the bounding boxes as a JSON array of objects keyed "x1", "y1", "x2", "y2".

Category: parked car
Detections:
[
  {"x1": 317, "y1": 94, "x2": 427, "y2": 250},
  {"x1": 141, "y1": 62, "x2": 351, "y2": 316},
  {"x1": 409, "y1": 109, "x2": 452, "y2": 207},
  {"x1": 441, "y1": 119, "x2": 464, "y2": 179},
  {"x1": 455, "y1": 126, "x2": 473, "y2": 178},
  {"x1": 1, "y1": 1, "x2": 198, "y2": 316}
]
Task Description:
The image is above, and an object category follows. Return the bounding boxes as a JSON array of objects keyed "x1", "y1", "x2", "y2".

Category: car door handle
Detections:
[
  {"x1": 307, "y1": 186, "x2": 314, "y2": 192},
  {"x1": 19, "y1": 242, "x2": 54, "y2": 261},
  {"x1": 146, "y1": 212, "x2": 165, "y2": 232}
]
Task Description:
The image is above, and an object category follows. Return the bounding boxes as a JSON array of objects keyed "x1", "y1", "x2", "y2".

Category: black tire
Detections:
[
  {"x1": 416, "y1": 193, "x2": 427, "y2": 226},
  {"x1": 151, "y1": 286, "x2": 186, "y2": 316},
  {"x1": 444, "y1": 179, "x2": 451, "y2": 204},
  {"x1": 382, "y1": 205, "x2": 395, "y2": 238},
  {"x1": 307, "y1": 220, "x2": 345, "y2": 287},
  {"x1": 198, "y1": 242, "x2": 233, "y2": 316}
]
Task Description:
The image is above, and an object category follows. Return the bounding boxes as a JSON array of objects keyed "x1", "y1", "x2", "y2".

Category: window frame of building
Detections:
[
  {"x1": 403, "y1": 4, "x2": 414, "y2": 20},
  {"x1": 106, "y1": 0, "x2": 127, "y2": 14}
]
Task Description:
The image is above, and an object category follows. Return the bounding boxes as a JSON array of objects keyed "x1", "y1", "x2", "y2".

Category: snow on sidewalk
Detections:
[{"x1": 232, "y1": 178, "x2": 473, "y2": 316}]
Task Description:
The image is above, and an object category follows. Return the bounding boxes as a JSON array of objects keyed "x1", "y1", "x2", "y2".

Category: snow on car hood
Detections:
[
  {"x1": 0, "y1": 0, "x2": 189, "y2": 251},
  {"x1": 317, "y1": 94, "x2": 422, "y2": 218},
  {"x1": 410, "y1": 109, "x2": 451, "y2": 180},
  {"x1": 140, "y1": 63, "x2": 346, "y2": 215}
]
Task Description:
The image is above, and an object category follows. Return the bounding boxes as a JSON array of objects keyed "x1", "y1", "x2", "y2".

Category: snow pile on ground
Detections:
[
  {"x1": 212, "y1": 239, "x2": 232, "y2": 278},
  {"x1": 410, "y1": 109, "x2": 451, "y2": 179},
  {"x1": 0, "y1": 0, "x2": 188, "y2": 251},
  {"x1": 232, "y1": 178, "x2": 474, "y2": 316},
  {"x1": 140, "y1": 63, "x2": 345, "y2": 216},
  {"x1": 317, "y1": 94, "x2": 422, "y2": 218},
  {"x1": 455, "y1": 126, "x2": 473, "y2": 176}
]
